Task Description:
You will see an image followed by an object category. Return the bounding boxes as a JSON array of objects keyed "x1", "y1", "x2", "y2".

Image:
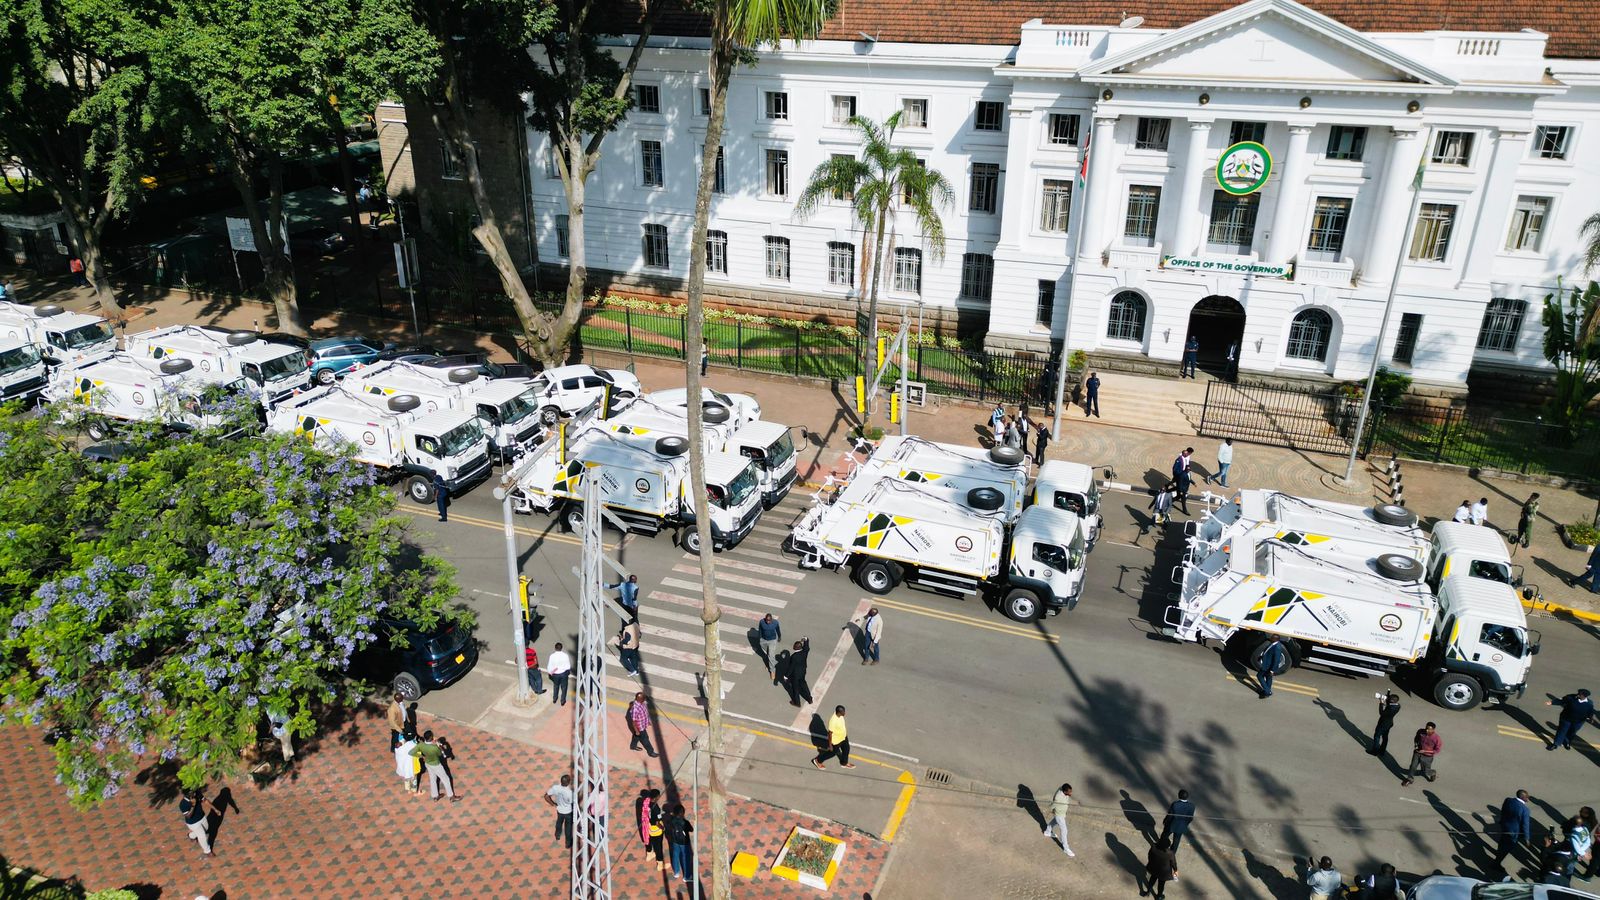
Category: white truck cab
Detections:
[
  {"x1": 1006, "y1": 506, "x2": 1088, "y2": 619},
  {"x1": 0, "y1": 337, "x2": 48, "y2": 403},
  {"x1": 341, "y1": 359, "x2": 546, "y2": 462},
  {"x1": 43, "y1": 352, "x2": 248, "y2": 439},
  {"x1": 1032, "y1": 460, "x2": 1104, "y2": 547},
  {"x1": 1431, "y1": 573, "x2": 1537, "y2": 710},
  {"x1": 1426, "y1": 522, "x2": 1523, "y2": 589},
  {"x1": 0, "y1": 301, "x2": 116, "y2": 367},
  {"x1": 123, "y1": 325, "x2": 310, "y2": 406},
  {"x1": 730, "y1": 419, "x2": 798, "y2": 508}
]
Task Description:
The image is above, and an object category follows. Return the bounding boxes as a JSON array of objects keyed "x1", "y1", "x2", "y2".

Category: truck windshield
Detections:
[
  {"x1": 500, "y1": 387, "x2": 541, "y2": 426},
  {"x1": 767, "y1": 431, "x2": 795, "y2": 469},
  {"x1": 437, "y1": 419, "x2": 485, "y2": 458},
  {"x1": 258, "y1": 349, "x2": 309, "y2": 382},
  {"x1": 60, "y1": 321, "x2": 114, "y2": 350},
  {"x1": 1468, "y1": 559, "x2": 1514, "y2": 584},
  {"x1": 722, "y1": 463, "x2": 760, "y2": 509},
  {"x1": 1086, "y1": 479, "x2": 1101, "y2": 514},
  {"x1": 0, "y1": 343, "x2": 42, "y2": 375},
  {"x1": 1480, "y1": 623, "x2": 1527, "y2": 658}
]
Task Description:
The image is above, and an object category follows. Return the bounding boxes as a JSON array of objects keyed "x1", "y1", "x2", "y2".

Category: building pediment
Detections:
[{"x1": 1079, "y1": 0, "x2": 1456, "y2": 90}]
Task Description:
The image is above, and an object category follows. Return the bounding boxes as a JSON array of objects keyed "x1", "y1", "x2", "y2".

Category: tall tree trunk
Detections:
[
  {"x1": 862, "y1": 204, "x2": 890, "y2": 425},
  {"x1": 686, "y1": 4, "x2": 734, "y2": 897},
  {"x1": 225, "y1": 141, "x2": 304, "y2": 335},
  {"x1": 54, "y1": 194, "x2": 116, "y2": 309},
  {"x1": 322, "y1": 97, "x2": 365, "y2": 247}
]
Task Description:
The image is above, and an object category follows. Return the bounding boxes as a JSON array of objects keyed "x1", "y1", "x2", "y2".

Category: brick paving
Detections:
[{"x1": 0, "y1": 706, "x2": 887, "y2": 898}]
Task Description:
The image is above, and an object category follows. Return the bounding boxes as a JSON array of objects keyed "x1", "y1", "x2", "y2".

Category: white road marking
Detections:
[
  {"x1": 647, "y1": 606, "x2": 762, "y2": 637},
  {"x1": 640, "y1": 622, "x2": 755, "y2": 656},
  {"x1": 647, "y1": 590, "x2": 770, "y2": 621},
  {"x1": 726, "y1": 546, "x2": 797, "y2": 565},
  {"x1": 750, "y1": 523, "x2": 791, "y2": 538},
  {"x1": 627, "y1": 640, "x2": 747, "y2": 672},
  {"x1": 790, "y1": 597, "x2": 873, "y2": 731},
  {"x1": 659, "y1": 576, "x2": 789, "y2": 608},
  {"x1": 605, "y1": 658, "x2": 714, "y2": 687},
  {"x1": 606, "y1": 674, "x2": 703, "y2": 711},
  {"x1": 670, "y1": 564, "x2": 797, "y2": 593},
  {"x1": 720, "y1": 709, "x2": 920, "y2": 763},
  {"x1": 699, "y1": 557, "x2": 807, "y2": 580}
]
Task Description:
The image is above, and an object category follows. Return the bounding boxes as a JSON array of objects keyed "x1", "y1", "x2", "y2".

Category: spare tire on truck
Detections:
[
  {"x1": 1375, "y1": 553, "x2": 1423, "y2": 582},
  {"x1": 447, "y1": 367, "x2": 479, "y2": 384},
  {"x1": 33, "y1": 304, "x2": 65, "y2": 318},
  {"x1": 387, "y1": 394, "x2": 422, "y2": 413},
  {"x1": 226, "y1": 330, "x2": 260, "y2": 346},
  {"x1": 1372, "y1": 503, "x2": 1417, "y2": 527},
  {"x1": 989, "y1": 445, "x2": 1025, "y2": 466},
  {"x1": 702, "y1": 403, "x2": 731, "y2": 424},
  {"x1": 158, "y1": 358, "x2": 194, "y2": 375},
  {"x1": 655, "y1": 435, "x2": 689, "y2": 457},
  {"x1": 967, "y1": 487, "x2": 1005, "y2": 511}
]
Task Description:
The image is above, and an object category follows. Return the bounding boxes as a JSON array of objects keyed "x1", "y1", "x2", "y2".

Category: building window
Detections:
[
  {"x1": 706, "y1": 230, "x2": 727, "y2": 275},
  {"x1": 765, "y1": 148, "x2": 788, "y2": 197},
  {"x1": 827, "y1": 242, "x2": 854, "y2": 287},
  {"x1": 1409, "y1": 203, "x2": 1456, "y2": 262},
  {"x1": 1039, "y1": 179, "x2": 1072, "y2": 233},
  {"x1": 1392, "y1": 313, "x2": 1423, "y2": 366},
  {"x1": 698, "y1": 88, "x2": 711, "y2": 116},
  {"x1": 765, "y1": 90, "x2": 788, "y2": 121},
  {"x1": 1505, "y1": 196, "x2": 1549, "y2": 252},
  {"x1": 1230, "y1": 121, "x2": 1266, "y2": 145},
  {"x1": 830, "y1": 153, "x2": 854, "y2": 201},
  {"x1": 1326, "y1": 126, "x2": 1366, "y2": 161},
  {"x1": 1305, "y1": 197, "x2": 1352, "y2": 261},
  {"x1": 555, "y1": 215, "x2": 569, "y2": 257},
  {"x1": 713, "y1": 147, "x2": 725, "y2": 194},
  {"x1": 1207, "y1": 191, "x2": 1259, "y2": 254},
  {"x1": 975, "y1": 101, "x2": 1004, "y2": 132},
  {"x1": 1285, "y1": 308, "x2": 1333, "y2": 362},
  {"x1": 830, "y1": 94, "x2": 857, "y2": 125},
  {"x1": 642, "y1": 224, "x2": 669, "y2": 269},
  {"x1": 1476, "y1": 298, "x2": 1526, "y2": 352},
  {"x1": 1431, "y1": 131, "x2": 1474, "y2": 166},
  {"x1": 764, "y1": 236, "x2": 790, "y2": 281},
  {"x1": 1533, "y1": 125, "x2": 1571, "y2": 160},
  {"x1": 635, "y1": 84, "x2": 660, "y2": 114},
  {"x1": 1036, "y1": 280, "x2": 1056, "y2": 327},
  {"x1": 1106, "y1": 291, "x2": 1147, "y2": 342},
  {"x1": 640, "y1": 140, "x2": 663, "y2": 187},
  {"x1": 960, "y1": 253, "x2": 993, "y2": 302},
  {"x1": 1135, "y1": 117, "x2": 1171, "y2": 151},
  {"x1": 1048, "y1": 113, "x2": 1080, "y2": 146},
  {"x1": 969, "y1": 163, "x2": 999, "y2": 214},
  {"x1": 542, "y1": 142, "x2": 560, "y2": 178},
  {"x1": 901, "y1": 98, "x2": 928, "y2": 128},
  {"x1": 439, "y1": 140, "x2": 462, "y2": 180},
  {"x1": 1123, "y1": 186, "x2": 1160, "y2": 246},
  {"x1": 901, "y1": 157, "x2": 925, "y2": 206},
  {"x1": 893, "y1": 248, "x2": 922, "y2": 295}
]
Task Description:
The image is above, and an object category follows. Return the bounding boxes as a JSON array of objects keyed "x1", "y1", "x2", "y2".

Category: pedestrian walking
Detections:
[
  {"x1": 665, "y1": 803, "x2": 694, "y2": 882},
  {"x1": 179, "y1": 789, "x2": 213, "y2": 856},
  {"x1": 992, "y1": 414, "x2": 1007, "y2": 447},
  {"x1": 757, "y1": 613, "x2": 783, "y2": 680},
  {"x1": 1354, "y1": 863, "x2": 1404, "y2": 899},
  {"x1": 1571, "y1": 545, "x2": 1600, "y2": 594},
  {"x1": 69, "y1": 256, "x2": 88, "y2": 287},
  {"x1": 780, "y1": 638, "x2": 812, "y2": 707},
  {"x1": 1494, "y1": 790, "x2": 1533, "y2": 869},
  {"x1": 1016, "y1": 412, "x2": 1032, "y2": 450},
  {"x1": 1042, "y1": 782, "x2": 1075, "y2": 857},
  {"x1": 1401, "y1": 722, "x2": 1441, "y2": 786},
  {"x1": 410, "y1": 730, "x2": 458, "y2": 800},
  {"x1": 1516, "y1": 493, "x2": 1541, "y2": 551},
  {"x1": 700, "y1": 346, "x2": 708, "y2": 377},
  {"x1": 1034, "y1": 422, "x2": 1052, "y2": 462},
  {"x1": 267, "y1": 707, "x2": 294, "y2": 763},
  {"x1": 1224, "y1": 341, "x2": 1239, "y2": 381},
  {"x1": 1172, "y1": 448, "x2": 1194, "y2": 513},
  {"x1": 524, "y1": 643, "x2": 545, "y2": 694},
  {"x1": 635, "y1": 788, "x2": 656, "y2": 857},
  {"x1": 1471, "y1": 497, "x2": 1489, "y2": 528},
  {"x1": 614, "y1": 618, "x2": 642, "y2": 675},
  {"x1": 1159, "y1": 789, "x2": 1196, "y2": 856},
  {"x1": 1209, "y1": 439, "x2": 1234, "y2": 488},
  {"x1": 1181, "y1": 335, "x2": 1199, "y2": 378},
  {"x1": 1084, "y1": 372, "x2": 1101, "y2": 417},
  {"x1": 606, "y1": 574, "x2": 640, "y2": 615},
  {"x1": 545, "y1": 774, "x2": 575, "y2": 848},
  {"x1": 1305, "y1": 856, "x2": 1343, "y2": 900},
  {"x1": 1452, "y1": 500, "x2": 1472, "y2": 525},
  {"x1": 587, "y1": 783, "x2": 608, "y2": 833},
  {"x1": 1149, "y1": 482, "x2": 1176, "y2": 527},
  {"x1": 1370, "y1": 692, "x2": 1401, "y2": 756},
  {"x1": 1547, "y1": 689, "x2": 1594, "y2": 751},
  {"x1": 641, "y1": 789, "x2": 666, "y2": 870},
  {"x1": 626, "y1": 692, "x2": 658, "y2": 758},
  {"x1": 813, "y1": 705, "x2": 855, "y2": 769},
  {"x1": 1255, "y1": 636, "x2": 1287, "y2": 699},
  {"x1": 1142, "y1": 838, "x2": 1176, "y2": 898},
  {"x1": 860, "y1": 608, "x2": 883, "y2": 665},
  {"x1": 989, "y1": 402, "x2": 1005, "y2": 434},
  {"x1": 548, "y1": 642, "x2": 572, "y2": 705},
  {"x1": 433, "y1": 472, "x2": 449, "y2": 522},
  {"x1": 394, "y1": 729, "x2": 420, "y2": 793},
  {"x1": 1576, "y1": 806, "x2": 1598, "y2": 880},
  {"x1": 386, "y1": 693, "x2": 411, "y2": 748}
]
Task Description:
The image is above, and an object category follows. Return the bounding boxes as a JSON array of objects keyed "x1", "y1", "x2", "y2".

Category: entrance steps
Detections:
[{"x1": 1067, "y1": 371, "x2": 1210, "y2": 436}]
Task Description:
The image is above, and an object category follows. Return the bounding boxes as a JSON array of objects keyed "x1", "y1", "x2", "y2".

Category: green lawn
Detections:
[{"x1": 1373, "y1": 413, "x2": 1599, "y2": 478}]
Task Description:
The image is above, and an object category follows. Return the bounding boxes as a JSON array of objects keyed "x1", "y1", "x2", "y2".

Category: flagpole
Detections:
[
  {"x1": 1342, "y1": 128, "x2": 1431, "y2": 485},
  {"x1": 1051, "y1": 128, "x2": 1092, "y2": 442}
]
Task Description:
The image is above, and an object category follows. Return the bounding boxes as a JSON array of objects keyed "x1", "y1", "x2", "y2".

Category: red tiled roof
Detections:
[{"x1": 607, "y1": 0, "x2": 1598, "y2": 59}]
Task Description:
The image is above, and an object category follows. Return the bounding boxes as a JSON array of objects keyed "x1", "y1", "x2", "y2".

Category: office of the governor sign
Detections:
[{"x1": 1159, "y1": 256, "x2": 1294, "y2": 279}]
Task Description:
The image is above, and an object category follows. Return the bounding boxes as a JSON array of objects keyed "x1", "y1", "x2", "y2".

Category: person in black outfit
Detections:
[
  {"x1": 433, "y1": 472, "x2": 449, "y2": 522},
  {"x1": 779, "y1": 638, "x2": 812, "y2": 707},
  {"x1": 1034, "y1": 424, "x2": 1051, "y2": 463},
  {"x1": 1159, "y1": 789, "x2": 1196, "y2": 856},
  {"x1": 1356, "y1": 862, "x2": 1403, "y2": 899},
  {"x1": 1370, "y1": 692, "x2": 1401, "y2": 756},
  {"x1": 1142, "y1": 837, "x2": 1176, "y2": 898}
]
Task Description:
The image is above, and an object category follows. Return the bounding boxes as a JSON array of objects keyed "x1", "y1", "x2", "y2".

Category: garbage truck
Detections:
[
  {"x1": 1187, "y1": 490, "x2": 1424, "y2": 559},
  {"x1": 791, "y1": 477, "x2": 1086, "y2": 621},
  {"x1": 339, "y1": 359, "x2": 546, "y2": 462},
  {"x1": 0, "y1": 336, "x2": 49, "y2": 403},
  {"x1": 123, "y1": 325, "x2": 310, "y2": 406},
  {"x1": 596, "y1": 399, "x2": 800, "y2": 509},
  {"x1": 266, "y1": 384, "x2": 493, "y2": 503},
  {"x1": 0, "y1": 301, "x2": 117, "y2": 367},
  {"x1": 729, "y1": 419, "x2": 798, "y2": 509},
  {"x1": 42, "y1": 352, "x2": 249, "y2": 438}
]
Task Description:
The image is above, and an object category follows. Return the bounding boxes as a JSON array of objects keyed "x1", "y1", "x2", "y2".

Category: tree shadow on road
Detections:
[{"x1": 1424, "y1": 789, "x2": 1496, "y2": 879}]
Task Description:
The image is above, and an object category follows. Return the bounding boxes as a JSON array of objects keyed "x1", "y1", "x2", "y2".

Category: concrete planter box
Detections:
[
  {"x1": 1559, "y1": 524, "x2": 1598, "y2": 553},
  {"x1": 771, "y1": 826, "x2": 847, "y2": 891}
]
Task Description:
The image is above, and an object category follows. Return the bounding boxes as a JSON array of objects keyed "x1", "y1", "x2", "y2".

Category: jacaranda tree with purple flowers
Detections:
[{"x1": 0, "y1": 405, "x2": 466, "y2": 806}]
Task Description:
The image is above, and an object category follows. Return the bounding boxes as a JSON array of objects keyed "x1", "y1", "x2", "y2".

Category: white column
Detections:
[
  {"x1": 996, "y1": 104, "x2": 1038, "y2": 250},
  {"x1": 1075, "y1": 114, "x2": 1119, "y2": 262},
  {"x1": 1265, "y1": 124, "x2": 1313, "y2": 263},
  {"x1": 1460, "y1": 129, "x2": 1529, "y2": 287},
  {"x1": 1170, "y1": 120, "x2": 1214, "y2": 256},
  {"x1": 1360, "y1": 128, "x2": 1423, "y2": 287}
]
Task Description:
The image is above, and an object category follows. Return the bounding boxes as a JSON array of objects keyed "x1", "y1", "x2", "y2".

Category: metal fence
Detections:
[{"x1": 1196, "y1": 381, "x2": 1358, "y2": 455}]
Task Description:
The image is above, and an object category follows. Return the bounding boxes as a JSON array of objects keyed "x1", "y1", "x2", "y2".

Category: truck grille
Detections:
[{"x1": 2, "y1": 374, "x2": 46, "y2": 399}]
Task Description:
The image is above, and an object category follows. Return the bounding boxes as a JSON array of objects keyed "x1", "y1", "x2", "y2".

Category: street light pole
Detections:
[{"x1": 495, "y1": 483, "x2": 530, "y2": 705}]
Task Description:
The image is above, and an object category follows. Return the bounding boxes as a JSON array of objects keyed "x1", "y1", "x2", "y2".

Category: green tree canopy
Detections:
[{"x1": 1541, "y1": 280, "x2": 1600, "y2": 440}]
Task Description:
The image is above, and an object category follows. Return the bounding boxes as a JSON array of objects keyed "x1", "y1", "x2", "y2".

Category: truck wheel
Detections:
[
  {"x1": 563, "y1": 504, "x2": 585, "y2": 534},
  {"x1": 407, "y1": 475, "x2": 436, "y2": 504},
  {"x1": 86, "y1": 419, "x2": 112, "y2": 442},
  {"x1": 1433, "y1": 673, "x2": 1483, "y2": 711},
  {"x1": 1002, "y1": 588, "x2": 1043, "y2": 622},
  {"x1": 856, "y1": 560, "x2": 897, "y2": 595},
  {"x1": 680, "y1": 528, "x2": 703, "y2": 555},
  {"x1": 392, "y1": 672, "x2": 423, "y2": 702},
  {"x1": 541, "y1": 405, "x2": 561, "y2": 426},
  {"x1": 1247, "y1": 636, "x2": 1298, "y2": 675}
]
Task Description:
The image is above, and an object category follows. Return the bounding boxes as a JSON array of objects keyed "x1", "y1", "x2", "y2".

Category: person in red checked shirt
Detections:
[{"x1": 1402, "y1": 722, "x2": 1441, "y2": 786}]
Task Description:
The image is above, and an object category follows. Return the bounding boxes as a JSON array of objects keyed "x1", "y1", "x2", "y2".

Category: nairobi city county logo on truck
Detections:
[{"x1": 1216, "y1": 141, "x2": 1272, "y2": 195}]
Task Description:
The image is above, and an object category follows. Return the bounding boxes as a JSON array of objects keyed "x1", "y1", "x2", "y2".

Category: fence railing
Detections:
[
  {"x1": 1366, "y1": 405, "x2": 1600, "y2": 479},
  {"x1": 1197, "y1": 381, "x2": 1358, "y2": 455}
]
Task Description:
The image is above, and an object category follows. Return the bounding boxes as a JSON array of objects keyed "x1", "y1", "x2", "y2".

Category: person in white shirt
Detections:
[
  {"x1": 394, "y1": 731, "x2": 419, "y2": 793},
  {"x1": 545, "y1": 774, "x2": 575, "y2": 848},
  {"x1": 548, "y1": 642, "x2": 573, "y2": 706},
  {"x1": 1453, "y1": 501, "x2": 1472, "y2": 525},
  {"x1": 1209, "y1": 438, "x2": 1234, "y2": 488},
  {"x1": 1305, "y1": 856, "x2": 1343, "y2": 900},
  {"x1": 1470, "y1": 497, "x2": 1488, "y2": 528}
]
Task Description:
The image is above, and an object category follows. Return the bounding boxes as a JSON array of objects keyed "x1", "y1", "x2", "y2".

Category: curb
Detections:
[{"x1": 1522, "y1": 597, "x2": 1600, "y2": 623}]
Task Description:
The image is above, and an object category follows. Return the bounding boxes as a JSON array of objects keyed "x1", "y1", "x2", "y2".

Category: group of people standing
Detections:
[{"x1": 989, "y1": 403, "x2": 1051, "y2": 463}]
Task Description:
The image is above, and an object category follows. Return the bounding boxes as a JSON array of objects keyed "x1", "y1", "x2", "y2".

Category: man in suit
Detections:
[
  {"x1": 1370, "y1": 692, "x2": 1402, "y2": 756},
  {"x1": 1256, "y1": 637, "x2": 1287, "y2": 699},
  {"x1": 1547, "y1": 688, "x2": 1594, "y2": 750},
  {"x1": 1494, "y1": 790, "x2": 1533, "y2": 870},
  {"x1": 779, "y1": 638, "x2": 812, "y2": 707},
  {"x1": 1181, "y1": 335, "x2": 1200, "y2": 378},
  {"x1": 1084, "y1": 372, "x2": 1101, "y2": 417},
  {"x1": 1159, "y1": 789, "x2": 1196, "y2": 857}
]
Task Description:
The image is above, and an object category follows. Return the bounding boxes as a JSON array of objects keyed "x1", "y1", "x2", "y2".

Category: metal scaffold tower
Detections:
[{"x1": 572, "y1": 475, "x2": 611, "y2": 899}]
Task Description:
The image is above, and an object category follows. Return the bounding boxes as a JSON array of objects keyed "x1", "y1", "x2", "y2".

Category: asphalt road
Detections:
[{"x1": 401, "y1": 477, "x2": 1600, "y2": 890}]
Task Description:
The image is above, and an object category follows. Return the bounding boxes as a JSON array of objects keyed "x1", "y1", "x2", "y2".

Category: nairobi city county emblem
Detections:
[{"x1": 1215, "y1": 141, "x2": 1272, "y2": 195}]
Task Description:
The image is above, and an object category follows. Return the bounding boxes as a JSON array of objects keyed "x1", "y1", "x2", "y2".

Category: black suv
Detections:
[{"x1": 358, "y1": 617, "x2": 477, "y2": 701}]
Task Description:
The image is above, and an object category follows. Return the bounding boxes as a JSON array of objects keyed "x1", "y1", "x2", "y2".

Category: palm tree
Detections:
[
  {"x1": 1582, "y1": 211, "x2": 1600, "y2": 275},
  {"x1": 794, "y1": 113, "x2": 954, "y2": 422},
  {"x1": 681, "y1": 4, "x2": 831, "y2": 899}
]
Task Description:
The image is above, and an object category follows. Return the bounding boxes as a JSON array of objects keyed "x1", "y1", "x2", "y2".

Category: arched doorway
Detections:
[{"x1": 1185, "y1": 296, "x2": 1246, "y2": 379}]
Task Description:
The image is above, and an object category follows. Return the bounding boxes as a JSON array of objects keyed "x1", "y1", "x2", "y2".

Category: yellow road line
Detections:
[
  {"x1": 1225, "y1": 673, "x2": 1319, "y2": 697},
  {"x1": 398, "y1": 505, "x2": 616, "y2": 549},
  {"x1": 882, "y1": 770, "x2": 918, "y2": 843},
  {"x1": 872, "y1": 597, "x2": 1061, "y2": 643},
  {"x1": 1497, "y1": 725, "x2": 1543, "y2": 744}
]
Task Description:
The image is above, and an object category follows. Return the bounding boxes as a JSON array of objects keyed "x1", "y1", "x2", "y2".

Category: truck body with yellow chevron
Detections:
[{"x1": 790, "y1": 478, "x2": 1085, "y2": 622}]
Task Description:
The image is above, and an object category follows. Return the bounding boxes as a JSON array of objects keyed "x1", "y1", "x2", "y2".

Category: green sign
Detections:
[{"x1": 1215, "y1": 141, "x2": 1272, "y2": 195}]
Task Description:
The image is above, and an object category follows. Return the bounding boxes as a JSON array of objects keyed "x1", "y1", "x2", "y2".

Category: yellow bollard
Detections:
[
  {"x1": 890, "y1": 390, "x2": 900, "y2": 424},
  {"x1": 854, "y1": 376, "x2": 865, "y2": 413},
  {"x1": 876, "y1": 337, "x2": 886, "y2": 372}
]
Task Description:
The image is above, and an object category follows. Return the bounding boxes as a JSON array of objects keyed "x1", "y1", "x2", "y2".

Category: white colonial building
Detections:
[{"x1": 523, "y1": 0, "x2": 1600, "y2": 391}]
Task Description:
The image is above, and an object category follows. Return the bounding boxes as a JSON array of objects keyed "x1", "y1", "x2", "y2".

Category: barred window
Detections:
[
  {"x1": 830, "y1": 153, "x2": 854, "y2": 202},
  {"x1": 1533, "y1": 125, "x2": 1571, "y2": 160},
  {"x1": 1476, "y1": 298, "x2": 1526, "y2": 352},
  {"x1": 635, "y1": 84, "x2": 660, "y2": 114},
  {"x1": 714, "y1": 147, "x2": 725, "y2": 194},
  {"x1": 901, "y1": 98, "x2": 928, "y2": 128},
  {"x1": 1504, "y1": 196, "x2": 1549, "y2": 252},
  {"x1": 1229, "y1": 121, "x2": 1266, "y2": 145},
  {"x1": 706, "y1": 231, "x2": 728, "y2": 275},
  {"x1": 1431, "y1": 131, "x2": 1474, "y2": 166},
  {"x1": 640, "y1": 140, "x2": 663, "y2": 187},
  {"x1": 827, "y1": 242, "x2": 854, "y2": 287},
  {"x1": 697, "y1": 88, "x2": 711, "y2": 116},
  {"x1": 765, "y1": 91, "x2": 788, "y2": 121},
  {"x1": 1392, "y1": 313, "x2": 1422, "y2": 366},
  {"x1": 1135, "y1": 117, "x2": 1170, "y2": 151},
  {"x1": 1285, "y1": 308, "x2": 1333, "y2": 362},
  {"x1": 1106, "y1": 291, "x2": 1147, "y2": 342},
  {"x1": 642, "y1": 224, "x2": 669, "y2": 269},
  {"x1": 1207, "y1": 191, "x2": 1259, "y2": 254},
  {"x1": 1409, "y1": 203, "x2": 1456, "y2": 262},
  {"x1": 1326, "y1": 126, "x2": 1366, "y2": 161},
  {"x1": 975, "y1": 101, "x2": 1004, "y2": 132},
  {"x1": 1039, "y1": 179, "x2": 1072, "y2": 233},
  {"x1": 765, "y1": 149, "x2": 788, "y2": 197},
  {"x1": 1123, "y1": 186, "x2": 1160, "y2": 246},
  {"x1": 893, "y1": 248, "x2": 922, "y2": 295},
  {"x1": 960, "y1": 253, "x2": 993, "y2": 302},
  {"x1": 439, "y1": 140, "x2": 462, "y2": 180},
  {"x1": 764, "y1": 236, "x2": 790, "y2": 281},
  {"x1": 1306, "y1": 197, "x2": 1351, "y2": 261},
  {"x1": 969, "y1": 163, "x2": 999, "y2": 214},
  {"x1": 831, "y1": 94, "x2": 857, "y2": 125},
  {"x1": 1036, "y1": 280, "x2": 1056, "y2": 327},
  {"x1": 555, "y1": 215, "x2": 569, "y2": 257},
  {"x1": 1048, "y1": 113, "x2": 1080, "y2": 146}
]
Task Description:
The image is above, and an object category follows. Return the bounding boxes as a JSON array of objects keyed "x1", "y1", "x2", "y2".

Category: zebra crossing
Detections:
[{"x1": 607, "y1": 495, "x2": 817, "y2": 711}]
